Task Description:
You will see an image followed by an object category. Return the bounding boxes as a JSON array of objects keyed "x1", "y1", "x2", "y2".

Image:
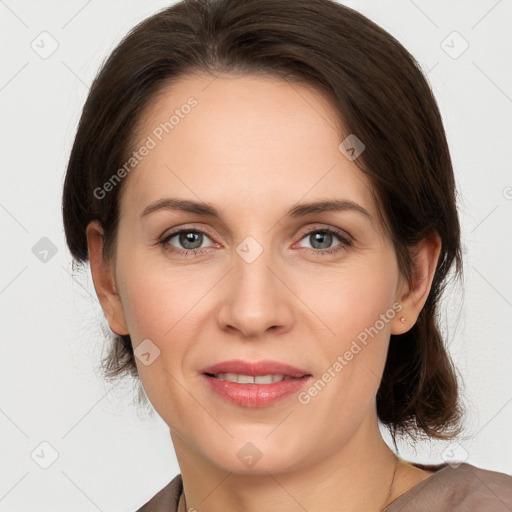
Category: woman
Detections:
[{"x1": 61, "y1": 0, "x2": 512, "y2": 510}]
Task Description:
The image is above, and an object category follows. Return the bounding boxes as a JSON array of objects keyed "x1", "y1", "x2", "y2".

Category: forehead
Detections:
[{"x1": 120, "y1": 72, "x2": 376, "y2": 221}]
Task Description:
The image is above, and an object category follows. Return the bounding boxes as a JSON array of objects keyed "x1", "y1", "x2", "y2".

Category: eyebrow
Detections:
[{"x1": 141, "y1": 197, "x2": 372, "y2": 222}]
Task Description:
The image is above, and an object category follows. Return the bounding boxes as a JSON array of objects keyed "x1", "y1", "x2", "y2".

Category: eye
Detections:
[
  {"x1": 159, "y1": 228, "x2": 215, "y2": 257},
  {"x1": 296, "y1": 227, "x2": 353, "y2": 256},
  {"x1": 158, "y1": 225, "x2": 353, "y2": 258}
]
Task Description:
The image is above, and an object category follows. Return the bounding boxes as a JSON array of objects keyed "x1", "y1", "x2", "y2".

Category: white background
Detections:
[{"x1": 1, "y1": 0, "x2": 511, "y2": 510}]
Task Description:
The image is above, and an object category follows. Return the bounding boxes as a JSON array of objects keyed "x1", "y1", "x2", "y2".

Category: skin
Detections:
[{"x1": 86, "y1": 73, "x2": 442, "y2": 511}]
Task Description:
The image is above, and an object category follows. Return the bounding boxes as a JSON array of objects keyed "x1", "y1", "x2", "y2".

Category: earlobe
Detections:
[
  {"x1": 391, "y1": 232, "x2": 442, "y2": 335},
  {"x1": 86, "y1": 220, "x2": 129, "y2": 336}
]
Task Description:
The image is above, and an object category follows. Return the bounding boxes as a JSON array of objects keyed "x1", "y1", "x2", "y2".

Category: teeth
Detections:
[{"x1": 213, "y1": 373, "x2": 295, "y2": 384}]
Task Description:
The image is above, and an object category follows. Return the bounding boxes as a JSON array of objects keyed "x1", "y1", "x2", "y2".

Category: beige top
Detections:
[{"x1": 136, "y1": 462, "x2": 512, "y2": 511}]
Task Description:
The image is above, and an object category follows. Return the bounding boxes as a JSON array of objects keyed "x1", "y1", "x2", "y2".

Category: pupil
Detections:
[
  {"x1": 181, "y1": 231, "x2": 202, "y2": 249},
  {"x1": 313, "y1": 232, "x2": 331, "y2": 249}
]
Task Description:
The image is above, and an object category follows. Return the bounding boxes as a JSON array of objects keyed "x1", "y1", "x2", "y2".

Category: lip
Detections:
[
  {"x1": 199, "y1": 359, "x2": 313, "y2": 408},
  {"x1": 199, "y1": 359, "x2": 310, "y2": 378}
]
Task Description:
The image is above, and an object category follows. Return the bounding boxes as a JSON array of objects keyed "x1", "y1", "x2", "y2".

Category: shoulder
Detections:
[
  {"x1": 386, "y1": 463, "x2": 512, "y2": 511},
  {"x1": 135, "y1": 473, "x2": 183, "y2": 512}
]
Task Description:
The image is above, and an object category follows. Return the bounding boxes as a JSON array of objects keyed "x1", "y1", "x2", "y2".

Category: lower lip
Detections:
[{"x1": 202, "y1": 374, "x2": 312, "y2": 408}]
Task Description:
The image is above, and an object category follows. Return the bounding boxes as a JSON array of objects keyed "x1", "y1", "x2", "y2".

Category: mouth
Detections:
[
  {"x1": 199, "y1": 359, "x2": 313, "y2": 408},
  {"x1": 203, "y1": 372, "x2": 308, "y2": 384},
  {"x1": 199, "y1": 359, "x2": 311, "y2": 379}
]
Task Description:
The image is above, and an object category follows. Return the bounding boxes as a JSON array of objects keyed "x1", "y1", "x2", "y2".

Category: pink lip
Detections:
[
  {"x1": 199, "y1": 359, "x2": 310, "y2": 378},
  {"x1": 199, "y1": 359, "x2": 313, "y2": 408}
]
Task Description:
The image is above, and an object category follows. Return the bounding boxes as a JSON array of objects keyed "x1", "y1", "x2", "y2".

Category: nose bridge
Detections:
[
  {"x1": 218, "y1": 231, "x2": 292, "y2": 335},
  {"x1": 233, "y1": 232, "x2": 279, "y2": 301}
]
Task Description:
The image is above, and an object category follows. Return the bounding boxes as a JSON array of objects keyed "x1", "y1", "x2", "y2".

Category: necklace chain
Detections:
[{"x1": 379, "y1": 453, "x2": 400, "y2": 511}]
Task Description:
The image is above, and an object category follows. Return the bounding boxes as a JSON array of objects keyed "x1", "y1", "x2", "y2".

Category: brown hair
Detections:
[{"x1": 62, "y1": 0, "x2": 465, "y2": 443}]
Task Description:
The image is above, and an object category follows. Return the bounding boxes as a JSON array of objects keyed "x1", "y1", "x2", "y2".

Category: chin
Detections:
[{"x1": 200, "y1": 435, "x2": 307, "y2": 475}]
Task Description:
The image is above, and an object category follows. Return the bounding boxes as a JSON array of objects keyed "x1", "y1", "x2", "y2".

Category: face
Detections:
[{"x1": 91, "y1": 73, "x2": 416, "y2": 475}]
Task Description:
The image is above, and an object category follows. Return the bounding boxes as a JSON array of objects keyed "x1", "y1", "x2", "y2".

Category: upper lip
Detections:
[{"x1": 200, "y1": 359, "x2": 311, "y2": 378}]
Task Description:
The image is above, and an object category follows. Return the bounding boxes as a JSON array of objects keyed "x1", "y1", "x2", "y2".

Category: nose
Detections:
[{"x1": 216, "y1": 242, "x2": 295, "y2": 339}]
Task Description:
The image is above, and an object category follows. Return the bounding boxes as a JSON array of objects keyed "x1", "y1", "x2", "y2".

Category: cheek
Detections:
[
  {"x1": 308, "y1": 256, "x2": 399, "y2": 398},
  {"x1": 115, "y1": 252, "x2": 212, "y2": 398},
  {"x1": 310, "y1": 255, "x2": 398, "y2": 341},
  {"x1": 117, "y1": 262, "x2": 198, "y2": 423},
  {"x1": 120, "y1": 275, "x2": 173, "y2": 341},
  {"x1": 117, "y1": 246, "x2": 202, "y2": 341}
]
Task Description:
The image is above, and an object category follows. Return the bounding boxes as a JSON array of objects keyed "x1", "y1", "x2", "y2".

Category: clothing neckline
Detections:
[{"x1": 382, "y1": 461, "x2": 451, "y2": 510}]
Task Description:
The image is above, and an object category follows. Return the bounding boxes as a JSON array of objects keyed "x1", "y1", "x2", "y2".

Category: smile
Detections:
[{"x1": 208, "y1": 373, "x2": 296, "y2": 384}]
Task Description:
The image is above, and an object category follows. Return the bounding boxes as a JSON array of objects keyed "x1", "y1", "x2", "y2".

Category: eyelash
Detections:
[{"x1": 158, "y1": 225, "x2": 353, "y2": 258}]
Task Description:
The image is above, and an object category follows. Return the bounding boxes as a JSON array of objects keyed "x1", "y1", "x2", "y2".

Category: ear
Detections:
[
  {"x1": 86, "y1": 220, "x2": 129, "y2": 336},
  {"x1": 391, "y1": 231, "x2": 442, "y2": 335}
]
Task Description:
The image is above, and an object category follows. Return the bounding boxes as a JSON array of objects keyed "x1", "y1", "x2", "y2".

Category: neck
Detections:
[{"x1": 171, "y1": 415, "x2": 401, "y2": 512}]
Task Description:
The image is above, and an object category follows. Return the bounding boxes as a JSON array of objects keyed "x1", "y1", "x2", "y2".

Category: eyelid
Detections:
[
  {"x1": 294, "y1": 223, "x2": 353, "y2": 243},
  {"x1": 159, "y1": 223, "x2": 216, "y2": 241}
]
